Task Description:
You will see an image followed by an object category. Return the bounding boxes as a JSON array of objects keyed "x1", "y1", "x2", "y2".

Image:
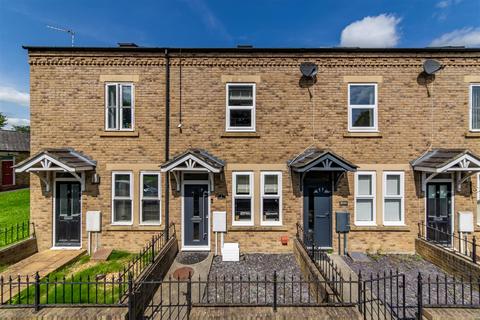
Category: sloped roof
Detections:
[
  {"x1": 288, "y1": 148, "x2": 357, "y2": 172},
  {"x1": 14, "y1": 148, "x2": 96, "y2": 172},
  {"x1": 161, "y1": 148, "x2": 225, "y2": 173},
  {"x1": 411, "y1": 148, "x2": 480, "y2": 170},
  {"x1": 0, "y1": 130, "x2": 29, "y2": 152}
]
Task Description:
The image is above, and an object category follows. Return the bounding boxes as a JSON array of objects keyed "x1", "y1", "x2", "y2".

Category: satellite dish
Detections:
[
  {"x1": 300, "y1": 62, "x2": 318, "y2": 78},
  {"x1": 423, "y1": 59, "x2": 443, "y2": 75}
]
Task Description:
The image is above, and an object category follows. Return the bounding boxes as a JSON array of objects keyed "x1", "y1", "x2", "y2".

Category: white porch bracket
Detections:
[
  {"x1": 209, "y1": 172, "x2": 215, "y2": 192},
  {"x1": 172, "y1": 171, "x2": 181, "y2": 192},
  {"x1": 70, "y1": 172, "x2": 86, "y2": 192},
  {"x1": 33, "y1": 171, "x2": 51, "y2": 192},
  {"x1": 422, "y1": 172, "x2": 440, "y2": 192}
]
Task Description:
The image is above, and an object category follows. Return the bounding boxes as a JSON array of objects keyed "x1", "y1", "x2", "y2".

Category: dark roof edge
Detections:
[{"x1": 22, "y1": 46, "x2": 480, "y2": 54}]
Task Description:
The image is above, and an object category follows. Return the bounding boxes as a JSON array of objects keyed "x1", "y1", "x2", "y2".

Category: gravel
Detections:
[
  {"x1": 176, "y1": 252, "x2": 210, "y2": 265},
  {"x1": 343, "y1": 254, "x2": 479, "y2": 318},
  {"x1": 205, "y1": 254, "x2": 313, "y2": 304}
]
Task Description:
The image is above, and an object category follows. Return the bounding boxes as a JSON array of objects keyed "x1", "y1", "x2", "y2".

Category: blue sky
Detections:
[{"x1": 0, "y1": 0, "x2": 479, "y2": 128}]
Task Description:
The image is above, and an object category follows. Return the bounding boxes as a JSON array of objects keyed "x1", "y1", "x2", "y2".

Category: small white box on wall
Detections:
[
  {"x1": 86, "y1": 211, "x2": 101, "y2": 232},
  {"x1": 213, "y1": 211, "x2": 227, "y2": 232},
  {"x1": 458, "y1": 211, "x2": 474, "y2": 233}
]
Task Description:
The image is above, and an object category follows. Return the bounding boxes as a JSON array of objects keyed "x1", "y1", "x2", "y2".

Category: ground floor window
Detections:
[
  {"x1": 140, "y1": 172, "x2": 161, "y2": 225},
  {"x1": 261, "y1": 172, "x2": 282, "y2": 226},
  {"x1": 112, "y1": 172, "x2": 133, "y2": 225},
  {"x1": 383, "y1": 171, "x2": 404, "y2": 226},
  {"x1": 355, "y1": 171, "x2": 376, "y2": 226},
  {"x1": 232, "y1": 172, "x2": 254, "y2": 226}
]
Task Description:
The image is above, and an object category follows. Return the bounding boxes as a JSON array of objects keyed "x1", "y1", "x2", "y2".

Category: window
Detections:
[
  {"x1": 232, "y1": 172, "x2": 254, "y2": 226},
  {"x1": 355, "y1": 172, "x2": 376, "y2": 225},
  {"x1": 261, "y1": 172, "x2": 282, "y2": 226},
  {"x1": 383, "y1": 172, "x2": 404, "y2": 226},
  {"x1": 226, "y1": 83, "x2": 255, "y2": 132},
  {"x1": 470, "y1": 84, "x2": 480, "y2": 131},
  {"x1": 348, "y1": 84, "x2": 378, "y2": 132},
  {"x1": 105, "y1": 83, "x2": 134, "y2": 131},
  {"x1": 112, "y1": 172, "x2": 133, "y2": 225},
  {"x1": 140, "y1": 172, "x2": 161, "y2": 225}
]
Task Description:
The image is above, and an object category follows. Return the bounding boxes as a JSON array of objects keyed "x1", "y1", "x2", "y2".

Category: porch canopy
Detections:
[
  {"x1": 14, "y1": 148, "x2": 96, "y2": 191},
  {"x1": 161, "y1": 148, "x2": 225, "y2": 191},
  {"x1": 288, "y1": 148, "x2": 357, "y2": 190},
  {"x1": 411, "y1": 148, "x2": 480, "y2": 191}
]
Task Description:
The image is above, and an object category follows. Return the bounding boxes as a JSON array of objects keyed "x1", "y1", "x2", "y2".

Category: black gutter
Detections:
[
  {"x1": 164, "y1": 49, "x2": 170, "y2": 239},
  {"x1": 22, "y1": 45, "x2": 480, "y2": 54}
]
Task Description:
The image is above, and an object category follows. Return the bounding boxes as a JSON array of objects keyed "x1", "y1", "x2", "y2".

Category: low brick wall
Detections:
[
  {"x1": 0, "y1": 307, "x2": 128, "y2": 320},
  {"x1": 292, "y1": 238, "x2": 332, "y2": 302},
  {"x1": 0, "y1": 237, "x2": 37, "y2": 265},
  {"x1": 424, "y1": 307, "x2": 480, "y2": 320},
  {"x1": 415, "y1": 238, "x2": 480, "y2": 280}
]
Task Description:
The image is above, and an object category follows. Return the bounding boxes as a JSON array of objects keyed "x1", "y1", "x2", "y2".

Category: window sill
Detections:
[
  {"x1": 350, "y1": 225, "x2": 410, "y2": 232},
  {"x1": 99, "y1": 131, "x2": 139, "y2": 138},
  {"x1": 344, "y1": 132, "x2": 382, "y2": 138},
  {"x1": 106, "y1": 225, "x2": 162, "y2": 231},
  {"x1": 229, "y1": 226, "x2": 288, "y2": 232},
  {"x1": 465, "y1": 131, "x2": 480, "y2": 138},
  {"x1": 221, "y1": 132, "x2": 260, "y2": 138}
]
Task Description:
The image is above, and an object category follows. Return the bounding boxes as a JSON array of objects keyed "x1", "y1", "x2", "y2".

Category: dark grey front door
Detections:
[
  {"x1": 426, "y1": 182, "x2": 452, "y2": 245},
  {"x1": 55, "y1": 181, "x2": 81, "y2": 247},
  {"x1": 184, "y1": 184, "x2": 209, "y2": 247},
  {"x1": 303, "y1": 175, "x2": 332, "y2": 248}
]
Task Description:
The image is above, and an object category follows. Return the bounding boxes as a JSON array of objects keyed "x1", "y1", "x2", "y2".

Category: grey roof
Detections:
[
  {"x1": 0, "y1": 130, "x2": 29, "y2": 152},
  {"x1": 14, "y1": 148, "x2": 96, "y2": 171},
  {"x1": 411, "y1": 148, "x2": 480, "y2": 169},
  {"x1": 288, "y1": 148, "x2": 357, "y2": 172},
  {"x1": 161, "y1": 148, "x2": 225, "y2": 171}
]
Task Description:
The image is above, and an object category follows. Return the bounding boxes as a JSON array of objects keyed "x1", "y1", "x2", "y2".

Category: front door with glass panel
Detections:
[
  {"x1": 426, "y1": 182, "x2": 452, "y2": 245},
  {"x1": 184, "y1": 184, "x2": 209, "y2": 247},
  {"x1": 55, "y1": 181, "x2": 81, "y2": 247},
  {"x1": 303, "y1": 174, "x2": 332, "y2": 248}
]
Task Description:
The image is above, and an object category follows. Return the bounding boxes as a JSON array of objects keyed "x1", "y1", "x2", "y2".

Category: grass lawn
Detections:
[
  {"x1": 13, "y1": 250, "x2": 135, "y2": 305},
  {"x1": 0, "y1": 189, "x2": 30, "y2": 227}
]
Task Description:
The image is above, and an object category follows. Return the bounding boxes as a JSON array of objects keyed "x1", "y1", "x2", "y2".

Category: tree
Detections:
[
  {"x1": 13, "y1": 125, "x2": 30, "y2": 133},
  {"x1": 0, "y1": 112, "x2": 6, "y2": 129}
]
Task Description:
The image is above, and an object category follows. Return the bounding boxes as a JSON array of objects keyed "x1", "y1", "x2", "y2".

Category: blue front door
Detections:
[{"x1": 303, "y1": 174, "x2": 332, "y2": 248}]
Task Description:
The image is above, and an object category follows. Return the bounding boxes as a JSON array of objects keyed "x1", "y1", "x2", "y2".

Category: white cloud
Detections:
[
  {"x1": 436, "y1": 0, "x2": 461, "y2": 9},
  {"x1": 0, "y1": 86, "x2": 29, "y2": 106},
  {"x1": 5, "y1": 118, "x2": 30, "y2": 129},
  {"x1": 430, "y1": 27, "x2": 480, "y2": 47},
  {"x1": 340, "y1": 14, "x2": 401, "y2": 48}
]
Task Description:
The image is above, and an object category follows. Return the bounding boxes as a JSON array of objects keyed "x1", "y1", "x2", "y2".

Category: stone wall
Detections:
[{"x1": 0, "y1": 237, "x2": 37, "y2": 265}]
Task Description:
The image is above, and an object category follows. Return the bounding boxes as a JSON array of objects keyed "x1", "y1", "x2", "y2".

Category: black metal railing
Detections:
[
  {"x1": 118, "y1": 223, "x2": 176, "y2": 286},
  {"x1": 0, "y1": 221, "x2": 33, "y2": 248},
  {"x1": 418, "y1": 221, "x2": 479, "y2": 264}
]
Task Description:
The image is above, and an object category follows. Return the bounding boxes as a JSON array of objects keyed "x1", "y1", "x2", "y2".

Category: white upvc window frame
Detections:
[
  {"x1": 226, "y1": 83, "x2": 256, "y2": 132},
  {"x1": 232, "y1": 172, "x2": 254, "y2": 226},
  {"x1": 348, "y1": 83, "x2": 378, "y2": 132},
  {"x1": 260, "y1": 171, "x2": 282, "y2": 226},
  {"x1": 105, "y1": 83, "x2": 135, "y2": 131},
  {"x1": 111, "y1": 171, "x2": 133, "y2": 225},
  {"x1": 140, "y1": 171, "x2": 162, "y2": 226},
  {"x1": 355, "y1": 171, "x2": 377, "y2": 226},
  {"x1": 382, "y1": 171, "x2": 405, "y2": 226},
  {"x1": 470, "y1": 83, "x2": 480, "y2": 132}
]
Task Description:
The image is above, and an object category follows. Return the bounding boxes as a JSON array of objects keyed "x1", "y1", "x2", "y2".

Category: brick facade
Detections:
[{"x1": 26, "y1": 48, "x2": 480, "y2": 254}]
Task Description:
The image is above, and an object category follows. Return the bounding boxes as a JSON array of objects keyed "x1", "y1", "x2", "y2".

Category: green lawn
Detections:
[
  {"x1": 13, "y1": 250, "x2": 135, "y2": 305},
  {"x1": 0, "y1": 189, "x2": 30, "y2": 227}
]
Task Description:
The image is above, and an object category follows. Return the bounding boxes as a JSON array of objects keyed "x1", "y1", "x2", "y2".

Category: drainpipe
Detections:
[{"x1": 165, "y1": 48, "x2": 170, "y2": 240}]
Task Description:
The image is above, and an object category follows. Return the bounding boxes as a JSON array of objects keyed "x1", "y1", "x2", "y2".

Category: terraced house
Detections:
[{"x1": 17, "y1": 45, "x2": 480, "y2": 256}]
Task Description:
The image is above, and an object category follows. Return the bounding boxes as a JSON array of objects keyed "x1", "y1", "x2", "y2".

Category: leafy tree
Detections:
[
  {"x1": 13, "y1": 125, "x2": 30, "y2": 133},
  {"x1": 0, "y1": 112, "x2": 6, "y2": 129}
]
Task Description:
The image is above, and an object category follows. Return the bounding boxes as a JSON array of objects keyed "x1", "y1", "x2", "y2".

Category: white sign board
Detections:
[
  {"x1": 458, "y1": 211, "x2": 474, "y2": 233},
  {"x1": 86, "y1": 211, "x2": 101, "y2": 232},
  {"x1": 212, "y1": 211, "x2": 226, "y2": 232}
]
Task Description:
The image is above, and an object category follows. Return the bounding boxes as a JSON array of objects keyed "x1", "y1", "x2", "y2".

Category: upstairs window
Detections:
[
  {"x1": 348, "y1": 84, "x2": 378, "y2": 132},
  {"x1": 232, "y1": 172, "x2": 254, "y2": 226},
  {"x1": 471, "y1": 84, "x2": 480, "y2": 131},
  {"x1": 261, "y1": 172, "x2": 282, "y2": 226},
  {"x1": 105, "y1": 83, "x2": 134, "y2": 131},
  {"x1": 226, "y1": 83, "x2": 256, "y2": 132},
  {"x1": 355, "y1": 172, "x2": 376, "y2": 226},
  {"x1": 112, "y1": 172, "x2": 133, "y2": 225},
  {"x1": 383, "y1": 172, "x2": 405, "y2": 226}
]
